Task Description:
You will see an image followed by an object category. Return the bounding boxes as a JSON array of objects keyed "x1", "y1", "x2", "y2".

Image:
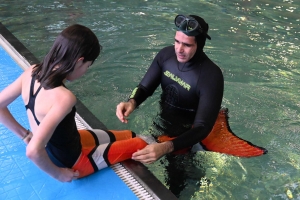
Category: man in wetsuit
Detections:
[{"x1": 116, "y1": 14, "x2": 224, "y2": 164}]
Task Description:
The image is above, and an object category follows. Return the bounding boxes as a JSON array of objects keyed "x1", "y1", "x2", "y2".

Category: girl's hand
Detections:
[
  {"x1": 23, "y1": 130, "x2": 33, "y2": 145},
  {"x1": 58, "y1": 168, "x2": 80, "y2": 182}
]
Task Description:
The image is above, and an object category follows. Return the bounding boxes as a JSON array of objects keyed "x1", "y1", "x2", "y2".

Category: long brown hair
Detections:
[{"x1": 32, "y1": 24, "x2": 102, "y2": 89}]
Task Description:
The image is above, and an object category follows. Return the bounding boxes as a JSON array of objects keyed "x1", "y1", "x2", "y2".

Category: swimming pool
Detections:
[{"x1": 1, "y1": 0, "x2": 300, "y2": 199}]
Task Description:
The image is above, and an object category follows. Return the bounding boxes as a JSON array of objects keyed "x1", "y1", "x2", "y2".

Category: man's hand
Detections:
[
  {"x1": 132, "y1": 141, "x2": 174, "y2": 164},
  {"x1": 116, "y1": 99, "x2": 136, "y2": 123}
]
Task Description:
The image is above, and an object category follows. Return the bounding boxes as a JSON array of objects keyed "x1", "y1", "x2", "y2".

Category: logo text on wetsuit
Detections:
[{"x1": 164, "y1": 70, "x2": 191, "y2": 91}]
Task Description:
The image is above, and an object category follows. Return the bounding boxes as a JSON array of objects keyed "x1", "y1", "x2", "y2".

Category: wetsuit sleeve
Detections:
[
  {"x1": 129, "y1": 50, "x2": 164, "y2": 107},
  {"x1": 171, "y1": 62, "x2": 224, "y2": 151},
  {"x1": 129, "y1": 85, "x2": 150, "y2": 107}
]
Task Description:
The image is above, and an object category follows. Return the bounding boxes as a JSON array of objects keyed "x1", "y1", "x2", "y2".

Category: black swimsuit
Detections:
[
  {"x1": 25, "y1": 76, "x2": 81, "y2": 168},
  {"x1": 25, "y1": 77, "x2": 43, "y2": 125},
  {"x1": 130, "y1": 46, "x2": 224, "y2": 151}
]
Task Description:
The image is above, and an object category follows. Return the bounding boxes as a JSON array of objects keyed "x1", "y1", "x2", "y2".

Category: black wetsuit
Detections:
[
  {"x1": 25, "y1": 76, "x2": 81, "y2": 168},
  {"x1": 130, "y1": 45, "x2": 224, "y2": 151}
]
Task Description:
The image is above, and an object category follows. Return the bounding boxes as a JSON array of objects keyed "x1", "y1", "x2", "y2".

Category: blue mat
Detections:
[{"x1": 0, "y1": 45, "x2": 138, "y2": 200}]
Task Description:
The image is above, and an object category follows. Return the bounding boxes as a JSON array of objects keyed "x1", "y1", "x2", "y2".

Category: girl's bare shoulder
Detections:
[
  {"x1": 51, "y1": 86, "x2": 77, "y2": 106},
  {"x1": 21, "y1": 65, "x2": 35, "y2": 80}
]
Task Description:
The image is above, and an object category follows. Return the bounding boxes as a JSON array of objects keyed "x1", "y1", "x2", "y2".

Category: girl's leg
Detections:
[
  {"x1": 73, "y1": 130, "x2": 147, "y2": 178},
  {"x1": 79, "y1": 129, "x2": 136, "y2": 145},
  {"x1": 71, "y1": 129, "x2": 109, "y2": 178},
  {"x1": 106, "y1": 137, "x2": 147, "y2": 165},
  {"x1": 108, "y1": 129, "x2": 136, "y2": 141}
]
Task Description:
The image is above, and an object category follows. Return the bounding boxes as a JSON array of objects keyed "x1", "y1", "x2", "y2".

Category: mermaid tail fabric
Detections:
[
  {"x1": 158, "y1": 108, "x2": 268, "y2": 157},
  {"x1": 72, "y1": 129, "x2": 147, "y2": 178},
  {"x1": 200, "y1": 108, "x2": 267, "y2": 157},
  {"x1": 107, "y1": 137, "x2": 148, "y2": 164}
]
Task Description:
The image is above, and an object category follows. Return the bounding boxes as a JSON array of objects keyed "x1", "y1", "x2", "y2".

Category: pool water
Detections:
[{"x1": 1, "y1": 0, "x2": 300, "y2": 199}]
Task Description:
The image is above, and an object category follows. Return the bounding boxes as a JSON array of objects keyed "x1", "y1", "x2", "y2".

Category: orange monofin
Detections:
[{"x1": 201, "y1": 108, "x2": 268, "y2": 157}]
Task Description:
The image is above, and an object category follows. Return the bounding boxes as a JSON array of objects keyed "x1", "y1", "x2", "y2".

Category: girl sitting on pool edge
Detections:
[{"x1": 0, "y1": 24, "x2": 148, "y2": 182}]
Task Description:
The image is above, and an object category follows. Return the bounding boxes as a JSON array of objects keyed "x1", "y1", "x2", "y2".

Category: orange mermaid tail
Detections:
[
  {"x1": 158, "y1": 108, "x2": 268, "y2": 157},
  {"x1": 107, "y1": 137, "x2": 148, "y2": 164},
  {"x1": 201, "y1": 108, "x2": 267, "y2": 157},
  {"x1": 72, "y1": 130, "x2": 147, "y2": 178}
]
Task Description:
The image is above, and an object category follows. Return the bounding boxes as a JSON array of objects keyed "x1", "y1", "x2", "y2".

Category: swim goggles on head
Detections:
[{"x1": 175, "y1": 14, "x2": 210, "y2": 39}]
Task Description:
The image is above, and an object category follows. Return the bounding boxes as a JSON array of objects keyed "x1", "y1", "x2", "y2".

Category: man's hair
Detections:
[
  {"x1": 32, "y1": 24, "x2": 102, "y2": 89},
  {"x1": 189, "y1": 15, "x2": 210, "y2": 51}
]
